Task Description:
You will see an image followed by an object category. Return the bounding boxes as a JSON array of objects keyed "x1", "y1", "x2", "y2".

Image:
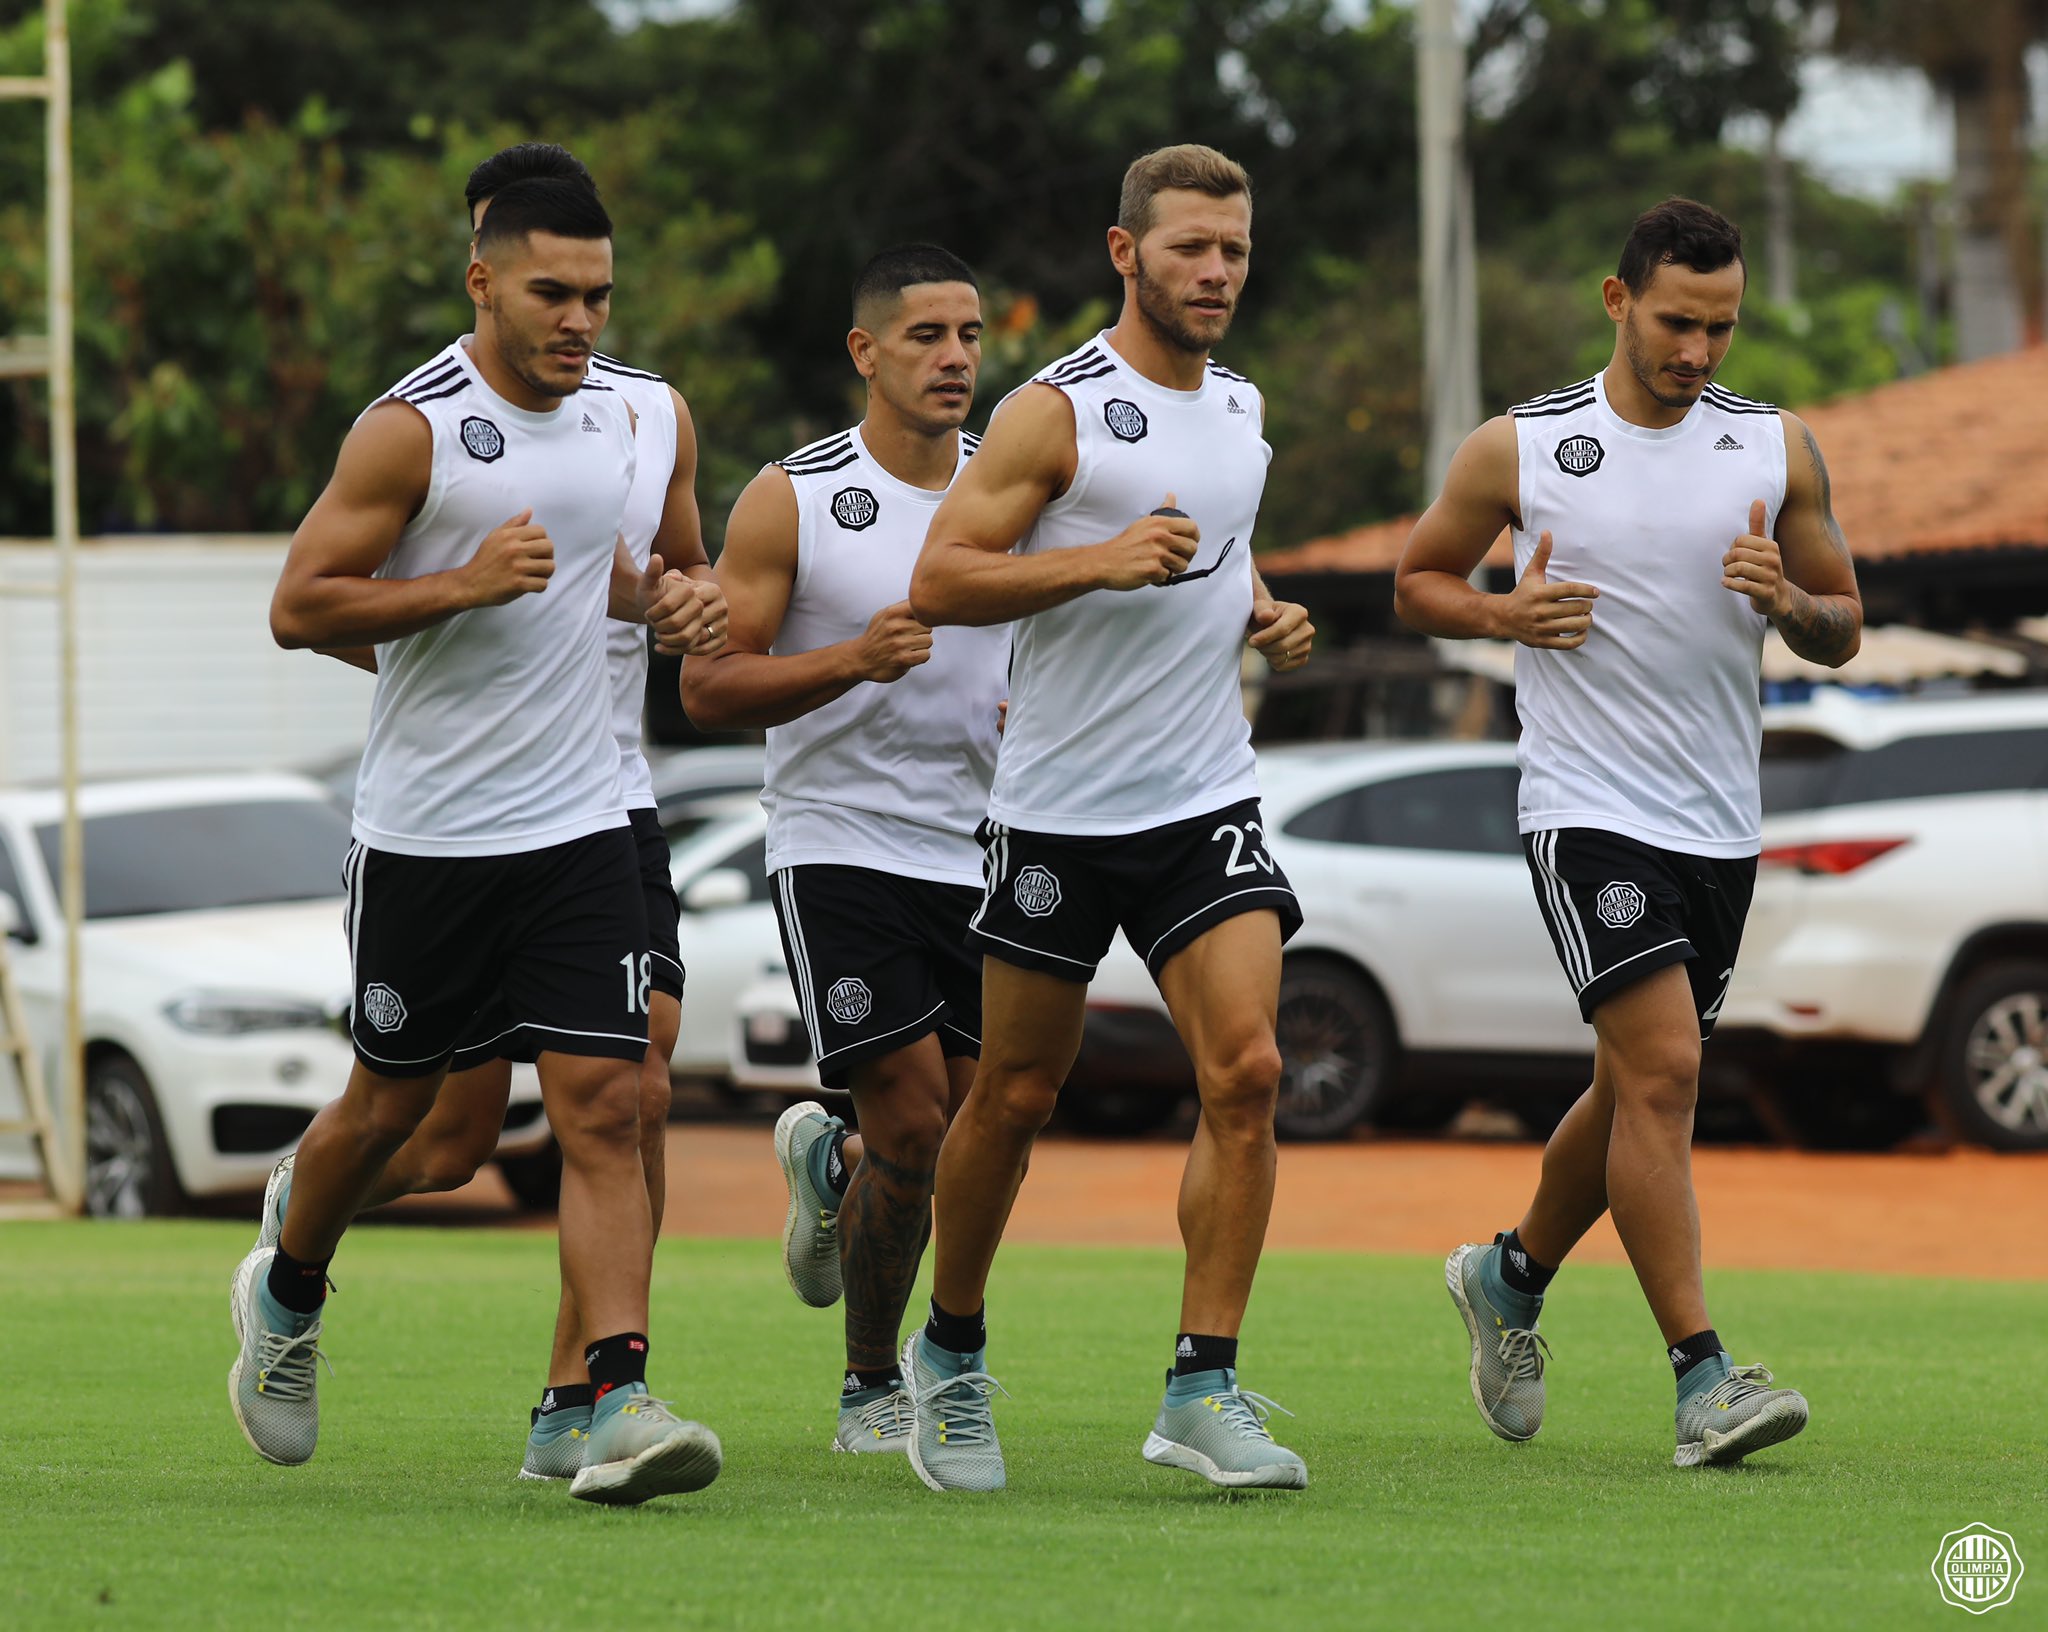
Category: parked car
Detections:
[
  {"x1": 734, "y1": 742, "x2": 1598, "y2": 1138},
  {"x1": 1719, "y1": 689, "x2": 2048, "y2": 1150},
  {"x1": 0, "y1": 774, "x2": 553, "y2": 1216},
  {"x1": 668, "y1": 807, "x2": 786, "y2": 1083},
  {"x1": 647, "y1": 744, "x2": 768, "y2": 841}
]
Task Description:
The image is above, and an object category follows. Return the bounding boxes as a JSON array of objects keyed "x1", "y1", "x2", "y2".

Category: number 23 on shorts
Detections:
[{"x1": 1214, "y1": 819, "x2": 1275, "y2": 877}]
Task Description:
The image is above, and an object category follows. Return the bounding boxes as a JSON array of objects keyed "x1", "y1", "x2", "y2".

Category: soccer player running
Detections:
[
  {"x1": 255, "y1": 144, "x2": 725, "y2": 1486},
  {"x1": 680, "y1": 244, "x2": 1004, "y2": 1456},
  {"x1": 1395, "y1": 198, "x2": 1861, "y2": 1468},
  {"x1": 248, "y1": 175, "x2": 721, "y2": 1506},
  {"x1": 902, "y1": 145, "x2": 1315, "y2": 1493}
]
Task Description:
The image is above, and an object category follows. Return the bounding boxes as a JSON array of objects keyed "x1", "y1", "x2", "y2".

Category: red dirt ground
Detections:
[{"x1": 407, "y1": 1126, "x2": 2048, "y2": 1282}]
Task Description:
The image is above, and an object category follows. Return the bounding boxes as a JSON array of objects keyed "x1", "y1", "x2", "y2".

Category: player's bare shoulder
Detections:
[{"x1": 967, "y1": 382, "x2": 1078, "y2": 501}]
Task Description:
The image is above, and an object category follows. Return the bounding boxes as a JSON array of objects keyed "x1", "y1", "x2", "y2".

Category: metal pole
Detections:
[
  {"x1": 46, "y1": 0, "x2": 84, "y2": 1215},
  {"x1": 1417, "y1": 0, "x2": 1481, "y2": 501}
]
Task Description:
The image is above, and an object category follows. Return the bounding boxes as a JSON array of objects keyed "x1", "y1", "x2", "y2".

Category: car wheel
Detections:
[
  {"x1": 497, "y1": 1139, "x2": 563, "y2": 1211},
  {"x1": 1273, "y1": 957, "x2": 1394, "y2": 1141},
  {"x1": 84, "y1": 1052, "x2": 184, "y2": 1218},
  {"x1": 1938, "y1": 961, "x2": 2048, "y2": 1151}
]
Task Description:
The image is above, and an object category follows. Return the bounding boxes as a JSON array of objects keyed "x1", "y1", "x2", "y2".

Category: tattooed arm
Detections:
[{"x1": 1721, "y1": 414, "x2": 1862, "y2": 667}]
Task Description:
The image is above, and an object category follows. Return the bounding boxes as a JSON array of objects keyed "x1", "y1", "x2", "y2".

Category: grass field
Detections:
[{"x1": 1, "y1": 1222, "x2": 2040, "y2": 1630}]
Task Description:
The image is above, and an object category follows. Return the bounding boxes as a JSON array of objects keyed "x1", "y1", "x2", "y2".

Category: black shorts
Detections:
[
  {"x1": 770, "y1": 864, "x2": 983, "y2": 1092},
  {"x1": 632, "y1": 808, "x2": 685, "y2": 1001},
  {"x1": 344, "y1": 826, "x2": 651, "y2": 1079},
  {"x1": 968, "y1": 797, "x2": 1303, "y2": 983},
  {"x1": 1522, "y1": 827, "x2": 1756, "y2": 1039}
]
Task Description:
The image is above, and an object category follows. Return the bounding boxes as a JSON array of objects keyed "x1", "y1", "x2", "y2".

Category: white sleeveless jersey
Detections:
[
  {"x1": 350, "y1": 337, "x2": 637, "y2": 857},
  {"x1": 589, "y1": 353, "x2": 679, "y2": 813},
  {"x1": 761, "y1": 424, "x2": 1008, "y2": 888},
  {"x1": 1510, "y1": 372, "x2": 1787, "y2": 857},
  {"x1": 989, "y1": 333, "x2": 1270, "y2": 835}
]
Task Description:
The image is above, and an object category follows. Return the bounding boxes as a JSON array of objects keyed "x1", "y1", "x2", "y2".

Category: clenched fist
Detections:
[
  {"x1": 855, "y1": 600, "x2": 933, "y2": 682},
  {"x1": 1496, "y1": 531, "x2": 1597, "y2": 649},
  {"x1": 465, "y1": 509, "x2": 554, "y2": 605},
  {"x1": 1095, "y1": 494, "x2": 1200, "y2": 591}
]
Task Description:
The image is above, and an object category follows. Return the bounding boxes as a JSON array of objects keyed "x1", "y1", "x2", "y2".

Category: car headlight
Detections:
[{"x1": 162, "y1": 991, "x2": 337, "y2": 1036}]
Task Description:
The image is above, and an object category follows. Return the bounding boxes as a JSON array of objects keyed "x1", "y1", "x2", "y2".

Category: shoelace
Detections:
[
  {"x1": 1207, "y1": 1387, "x2": 1295, "y2": 1443},
  {"x1": 855, "y1": 1389, "x2": 916, "y2": 1440},
  {"x1": 1495, "y1": 1326, "x2": 1552, "y2": 1385},
  {"x1": 254, "y1": 1321, "x2": 332, "y2": 1403},
  {"x1": 616, "y1": 1391, "x2": 685, "y2": 1425},
  {"x1": 913, "y1": 1370, "x2": 1010, "y2": 1449},
  {"x1": 1699, "y1": 1364, "x2": 1776, "y2": 1411}
]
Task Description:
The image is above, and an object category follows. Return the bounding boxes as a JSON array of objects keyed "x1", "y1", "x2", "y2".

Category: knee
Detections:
[
  {"x1": 637, "y1": 1068, "x2": 673, "y2": 1142},
  {"x1": 1612, "y1": 1044, "x2": 1701, "y2": 1121},
  {"x1": 1198, "y1": 1037, "x2": 1284, "y2": 1133},
  {"x1": 358, "y1": 1089, "x2": 433, "y2": 1153},
  {"x1": 856, "y1": 1081, "x2": 949, "y2": 1173},
  {"x1": 550, "y1": 1064, "x2": 641, "y2": 1151},
  {"x1": 972, "y1": 1064, "x2": 1062, "y2": 1140},
  {"x1": 413, "y1": 1135, "x2": 491, "y2": 1194}
]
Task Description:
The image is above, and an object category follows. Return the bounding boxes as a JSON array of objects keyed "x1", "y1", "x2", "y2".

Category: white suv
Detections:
[{"x1": 1720, "y1": 689, "x2": 2048, "y2": 1150}]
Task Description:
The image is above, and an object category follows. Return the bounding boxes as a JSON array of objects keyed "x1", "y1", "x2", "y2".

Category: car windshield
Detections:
[
  {"x1": 1760, "y1": 731, "x2": 1848, "y2": 815},
  {"x1": 35, "y1": 798, "x2": 354, "y2": 920}
]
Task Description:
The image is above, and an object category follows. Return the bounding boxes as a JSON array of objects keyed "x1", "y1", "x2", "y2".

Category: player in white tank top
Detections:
[
  {"x1": 682, "y1": 246, "x2": 1006, "y2": 1451},
  {"x1": 261, "y1": 172, "x2": 723, "y2": 1501},
  {"x1": 900, "y1": 147, "x2": 1317, "y2": 1494},
  {"x1": 1397, "y1": 198, "x2": 1861, "y2": 1467}
]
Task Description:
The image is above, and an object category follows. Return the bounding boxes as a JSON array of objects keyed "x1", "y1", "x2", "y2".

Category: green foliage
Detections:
[
  {"x1": 0, "y1": 1224, "x2": 2042, "y2": 1629},
  {"x1": 0, "y1": 0, "x2": 1928, "y2": 546}
]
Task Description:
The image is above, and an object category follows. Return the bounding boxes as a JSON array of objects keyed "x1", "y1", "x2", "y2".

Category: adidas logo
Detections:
[
  {"x1": 1713, "y1": 432, "x2": 1742, "y2": 451},
  {"x1": 1669, "y1": 1346, "x2": 1688, "y2": 1366},
  {"x1": 540, "y1": 1389, "x2": 556, "y2": 1412},
  {"x1": 581, "y1": 412, "x2": 601, "y2": 433},
  {"x1": 1177, "y1": 1336, "x2": 1198, "y2": 1359},
  {"x1": 1226, "y1": 394, "x2": 1245, "y2": 415},
  {"x1": 1507, "y1": 1248, "x2": 1528, "y2": 1273}
]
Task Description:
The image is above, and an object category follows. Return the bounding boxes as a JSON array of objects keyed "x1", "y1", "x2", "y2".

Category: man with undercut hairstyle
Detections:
[
  {"x1": 682, "y1": 243, "x2": 1005, "y2": 1457},
  {"x1": 903, "y1": 145, "x2": 1316, "y2": 1494},
  {"x1": 1397, "y1": 196, "x2": 1860, "y2": 1469},
  {"x1": 255, "y1": 141, "x2": 725, "y2": 1489},
  {"x1": 247, "y1": 174, "x2": 721, "y2": 1507}
]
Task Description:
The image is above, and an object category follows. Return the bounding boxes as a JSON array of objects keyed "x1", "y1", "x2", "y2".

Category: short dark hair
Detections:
[
  {"x1": 473, "y1": 175, "x2": 613, "y2": 257},
  {"x1": 465, "y1": 143, "x2": 593, "y2": 220},
  {"x1": 1617, "y1": 198, "x2": 1745, "y2": 295},
  {"x1": 851, "y1": 244, "x2": 978, "y2": 327}
]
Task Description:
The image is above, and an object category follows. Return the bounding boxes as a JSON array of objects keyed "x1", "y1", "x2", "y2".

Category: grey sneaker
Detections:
[
  {"x1": 1446, "y1": 1241, "x2": 1549, "y2": 1442},
  {"x1": 519, "y1": 1400, "x2": 592, "y2": 1481},
  {"x1": 568, "y1": 1385, "x2": 722, "y2": 1505},
  {"x1": 228, "y1": 1247, "x2": 329, "y2": 1466},
  {"x1": 1674, "y1": 1357, "x2": 1809, "y2": 1468},
  {"x1": 834, "y1": 1387, "x2": 913, "y2": 1455},
  {"x1": 1142, "y1": 1370, "x2": 1307, "y2": 1490},
  {"x1": 255, "y1": 1153, "x2": 293, "y2": 1253},
  {"x1": 903, "y1": 1331, "x2": 1008, "y2": 1493},
  {"x1": 774, "y1": 1101, "x2": 843, "y2": 1309}
]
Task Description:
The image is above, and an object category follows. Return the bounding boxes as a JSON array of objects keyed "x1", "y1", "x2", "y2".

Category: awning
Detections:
[{"x1": 1434, "y1": 625, "x2": 2027, "y2": 688}]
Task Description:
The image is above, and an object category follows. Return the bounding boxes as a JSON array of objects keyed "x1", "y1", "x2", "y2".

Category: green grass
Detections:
[{"x1": 0, "y1": 1223, "x2": 2041, "y2": 1630}]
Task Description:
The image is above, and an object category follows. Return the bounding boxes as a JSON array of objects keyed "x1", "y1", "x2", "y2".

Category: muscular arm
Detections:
[
  {"x1": 269, "y1": 403, "x2": 485, "y2": 649},
  {"x1": 1756, "y1": 413, "x2": 1862, "y2": 667},
  {"x1": 909, "y1": 386, "x2": 1195, "y2": 626},
  {"x1": 679, "y1": 467, "x2": 905, "y2": 730},
  {"x1": 1392, "y1": 417, "x2": 1521, "y2": 638}
]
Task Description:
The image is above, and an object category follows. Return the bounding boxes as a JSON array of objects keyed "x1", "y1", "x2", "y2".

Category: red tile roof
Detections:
[{"x1": 1259, "y1": 348, "x2": 2048, "y2": 576}]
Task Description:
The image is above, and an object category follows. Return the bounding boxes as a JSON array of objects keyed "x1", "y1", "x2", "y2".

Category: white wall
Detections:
[{"x1": 0, "y1": 538, "x2": 374, "y2": 785}]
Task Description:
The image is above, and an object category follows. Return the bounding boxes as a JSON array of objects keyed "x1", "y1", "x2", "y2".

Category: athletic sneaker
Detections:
[
  {"x1": 255, "y1": 1153, "x2": 293, "y2": 1253},
  {"x1": 520, "y1": 1401, "x2": 592, "y2": 1481},
  {"x1": 902, "y1": 1331, "x2": 1008, "y2": 1493},
  {"x1": 773, "y1": 1101, "x2": 843, "y2": 1309},
  {"x1": 1142, "y1": 1369, "x2": 1308, "y2": 1490},
  {"x1": 568, "y1": 1385, "x2": 722, "y2": 1505},
  {"x1": 228, "y1": 1247, "x2": 328, "y2": 1466},
  {"x1": 835, "y1": 1387, "x2": 914, "y2": 1455},
  {"x1": 1673, "y1": 1354, "x2": 1809, "y2": 1468},
  {"x1": 1445, "y1": 1240, "x2": 1550, "y2": 1441}
]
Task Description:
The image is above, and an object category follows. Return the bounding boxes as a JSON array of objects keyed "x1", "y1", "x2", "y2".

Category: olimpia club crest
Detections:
[
  {"x1": 1595, "y1": 880, "x2": 1646, "y2": 929},
  {"x1": 1554, "y1": 434, "x2": 1603, "y2": 477},
  {"x1": 825, "y1": 977, "x2": 873, "y2": 1025},
  {"x1": 1102, "y1": 399, "x2": 1149, "y2": 443},
  {"x1": 831, "y1": 487, "x2": 879, "y2": 531},
  {"x1": 459, "y1": 416, "x2": 505, "y2": 463}
]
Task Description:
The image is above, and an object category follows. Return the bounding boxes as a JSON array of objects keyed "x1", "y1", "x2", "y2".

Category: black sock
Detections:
[
  {"x1": 1667, "y1": 1328, "x2": 1723, "y2": 1382},
  {"x1": 533, "y1": 1382, "x2": 594, "y2": 1424},
  {"x1": 842, "y1": 1365, "x2": 901, "y2": 1398},
  {"x1": 1173, "y1": 1333, "x2": 1238, "y2": 1378},
  {"x1": 824, "y1": 1128, "x2": 852, "y2": 1198},
  {"x1": 584, "y1": 1332, "x2": 649, "y2": 1402},
  {"x1": 1496, "y1": 1229, "x2": 1557, "y2": 1298},
  {"x1": 923, "y1": 1296, "x2": 985, "y2": 1356},
  {"x1": 265, "y1": 1244, "x2": 331, "y2": 1315}
]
